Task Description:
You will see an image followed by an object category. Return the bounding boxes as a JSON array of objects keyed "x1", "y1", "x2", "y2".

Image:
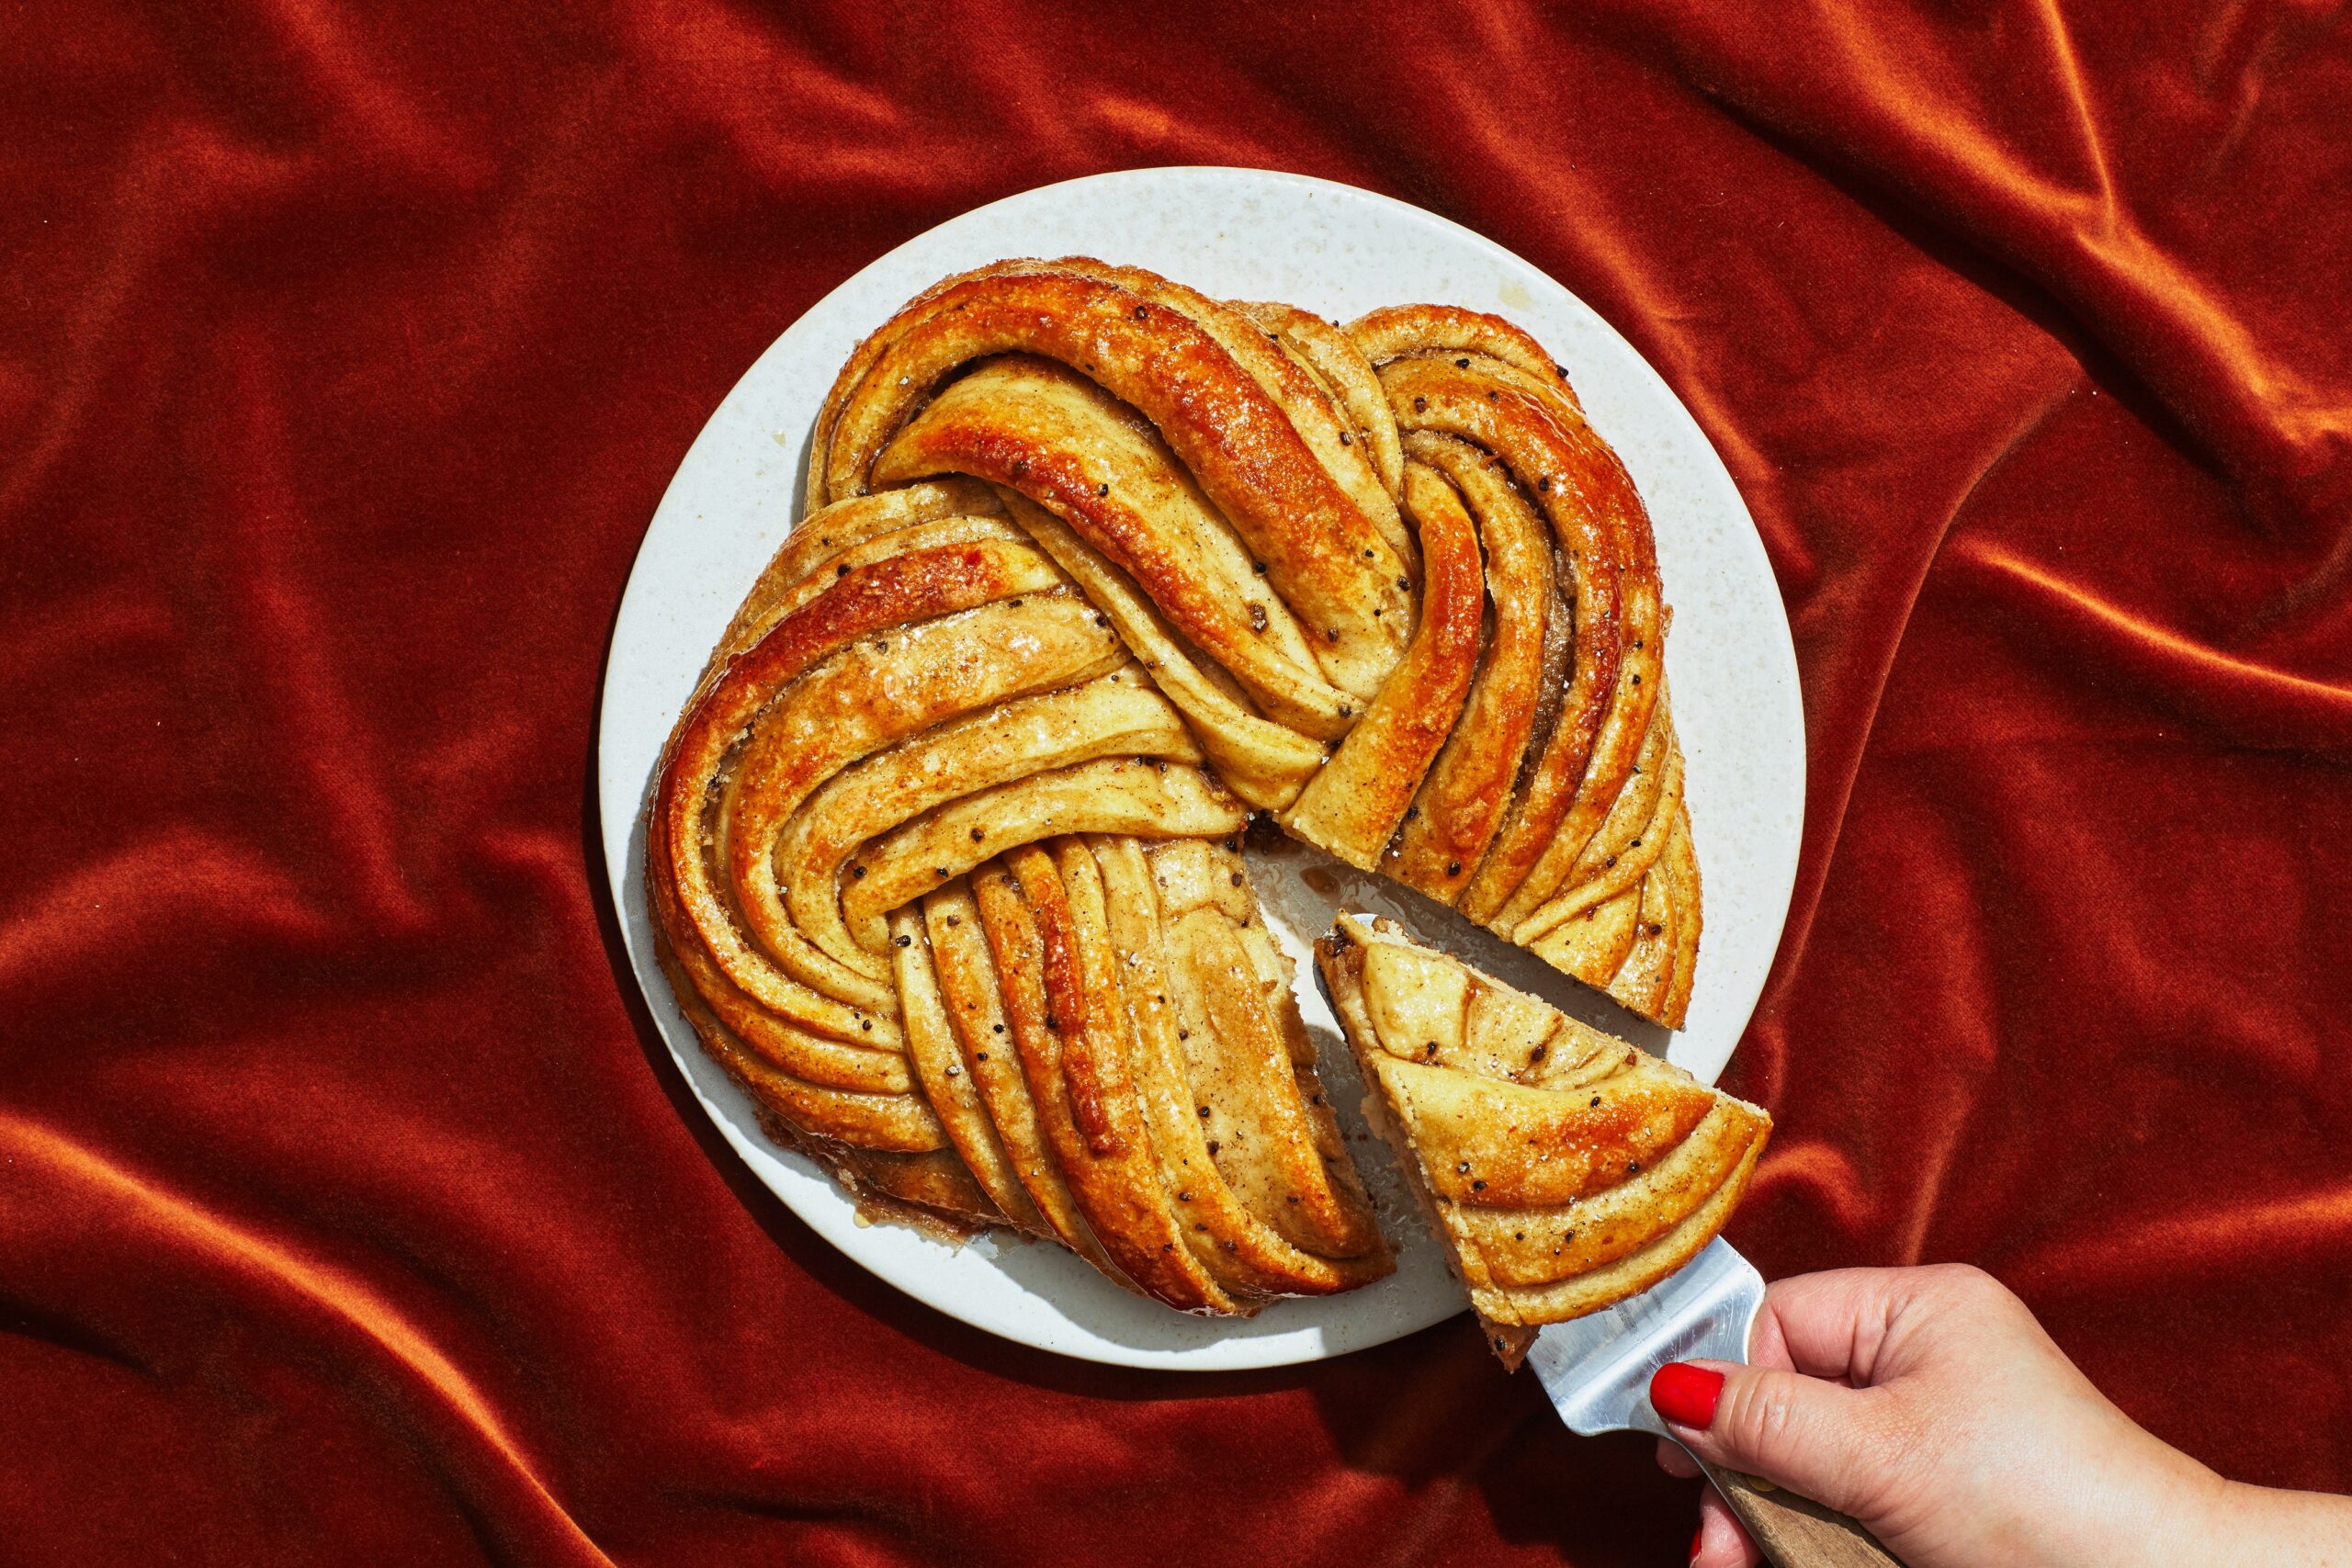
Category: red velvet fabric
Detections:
[{"x1": 5, "y1": 4, "x2": 2348, "y2": 1563}]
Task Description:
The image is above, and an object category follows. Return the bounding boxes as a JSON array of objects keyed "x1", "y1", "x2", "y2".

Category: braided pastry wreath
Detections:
[{"x1": 647, "y1": 258, "x2": 1747, "y2": 1325}]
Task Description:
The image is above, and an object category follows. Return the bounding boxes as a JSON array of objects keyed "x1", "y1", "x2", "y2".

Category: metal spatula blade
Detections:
[
  {"x1": 1526, "y1": 1238, "x2": 1904, "y2": 1567},
  {"x1": 1529, "y1": 1236, "x2": 1764, "y2": 1437}
]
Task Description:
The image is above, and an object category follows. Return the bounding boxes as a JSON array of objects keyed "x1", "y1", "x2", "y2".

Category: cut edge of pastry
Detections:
[{"x1": 1313, "y1": 912, "x2": 1769, "y2": 1370}]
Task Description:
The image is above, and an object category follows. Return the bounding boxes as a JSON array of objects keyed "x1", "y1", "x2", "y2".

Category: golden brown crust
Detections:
[
  {"x1": 1346, "y1": 303, "x2": 1584, "y2": 413},
  {"x1": 1091, "y1": 838, "x2": 1392, "y2": 1299},
  {"x1": 1277, "y1": 462, "x2": 1484, "y2": 867},
  {"x1": 1233, "y1": 300, "x2": 1408, "y2": 528},
  {"x1": 878, "y1": 357, "x2": 1360, "y2": 739},
  {"x1": 891, "y1": 904, "x2": 1049, "y2": 1237},
  {"x1": 977, "y1": 848, "x2": 1232, "y2": 1310},
  {"x1": 646, "y1": 258, "x2": 1710, "y2": 1319},
  {"x1": 1371, "y1": 355, "x2": 1632, "y2": 926},
  {"x1": 816, "y1": 261, "x2": 1411, "y2": 699},
  {"x1": 921, "y1": 881, "x2": 1114, "y2": 1269},
  {"x1": 1386, "y1": 434, "x2": 1555, "y2": 899},
  {"x1": 989, "y1": 489, "x2": 1329, "y2": 809},
  {"x1": 1314, "y1": 916, "x2": 1768, "y2": 1365},
  {"x1": 1344, "y1": 305, "x2": 1691, "y2": 1013}
]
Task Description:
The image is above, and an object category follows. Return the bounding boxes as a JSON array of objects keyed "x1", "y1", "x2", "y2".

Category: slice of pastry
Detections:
[{"x1": 1315, "y1": 915, "x2": 1769, "y2": 1368}]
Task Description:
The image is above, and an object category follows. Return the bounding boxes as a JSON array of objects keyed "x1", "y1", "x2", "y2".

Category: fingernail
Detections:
[
  {"x1": 1689, "y1": 1519, "x2": 1706, "y2": 1562},
  {"x1": 1650, "y1": 1361, "x2": 1724, "y2": 1428}
]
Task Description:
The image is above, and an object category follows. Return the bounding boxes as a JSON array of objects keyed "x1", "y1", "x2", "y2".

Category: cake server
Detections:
[{"x1": 1527, "y1": 1236, "x2": 1902, "y2": 1567}]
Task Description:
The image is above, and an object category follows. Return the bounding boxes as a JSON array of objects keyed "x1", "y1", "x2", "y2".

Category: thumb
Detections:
[{"x1": 1649, "y1": 1359, "x2": 1895, "y2": 1520}]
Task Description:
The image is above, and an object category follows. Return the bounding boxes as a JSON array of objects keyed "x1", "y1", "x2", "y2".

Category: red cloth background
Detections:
[{"x1": 5, "y1": 4, "x2": 2348, "y2": 1563}]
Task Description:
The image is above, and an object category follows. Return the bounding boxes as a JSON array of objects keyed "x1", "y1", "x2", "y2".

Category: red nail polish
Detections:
[
  {"x1": 1650, "y1": 1361, "x2": 1724, "y2": 1428},
  {"x1": 1689, "y1": 1519, "x2": 1706, "y2": 1562}
]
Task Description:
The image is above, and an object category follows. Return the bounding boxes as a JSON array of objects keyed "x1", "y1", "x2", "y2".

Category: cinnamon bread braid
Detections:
[{"x1": 648, "y1": 258, "x2": 1709, "y2": 1314}]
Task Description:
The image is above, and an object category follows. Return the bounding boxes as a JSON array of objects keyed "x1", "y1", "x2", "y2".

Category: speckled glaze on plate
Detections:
[{"x1": 597, "y1": 167, "x2": 1804, "y2": 1371}]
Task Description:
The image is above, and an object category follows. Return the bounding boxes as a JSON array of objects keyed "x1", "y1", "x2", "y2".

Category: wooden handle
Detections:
[{"x1": 1697, "y1": 1461, "x2": 1903, "y2": 1567}]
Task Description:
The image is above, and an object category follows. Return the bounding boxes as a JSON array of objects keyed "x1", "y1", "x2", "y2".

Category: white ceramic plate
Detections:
[{"x1": 598, "y1": 167, "x2": 1804, "y2": 1371}]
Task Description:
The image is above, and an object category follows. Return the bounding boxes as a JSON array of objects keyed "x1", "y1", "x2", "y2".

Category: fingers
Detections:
[
  {"x1": 1655, "y1": 1436, "x2": 1701, "y2": 1478},
  {"x1": 1747, "y1": 1268, "x2": 1911, "y2": 1381},
  {"x1": 1751, "y1": 1263, "x2": 2026, "y2": 1385},
  {"x1": 1690, "y1": 1484, "x2": 1759, "y2": 1567},
  {"x1": 1651, "y1": 1358, "x2": 1897, "y2": 1520}
]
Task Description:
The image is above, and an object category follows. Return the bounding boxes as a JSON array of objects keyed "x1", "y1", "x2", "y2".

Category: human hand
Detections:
[{"x1": 1649, "y1": 1263, "x2": 2352, "y2": 1567}]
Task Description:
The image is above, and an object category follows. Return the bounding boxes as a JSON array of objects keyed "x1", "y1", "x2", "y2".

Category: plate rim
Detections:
[{"x1": 595, "y1": 164, "x2": 1805, "y2": 1371}]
